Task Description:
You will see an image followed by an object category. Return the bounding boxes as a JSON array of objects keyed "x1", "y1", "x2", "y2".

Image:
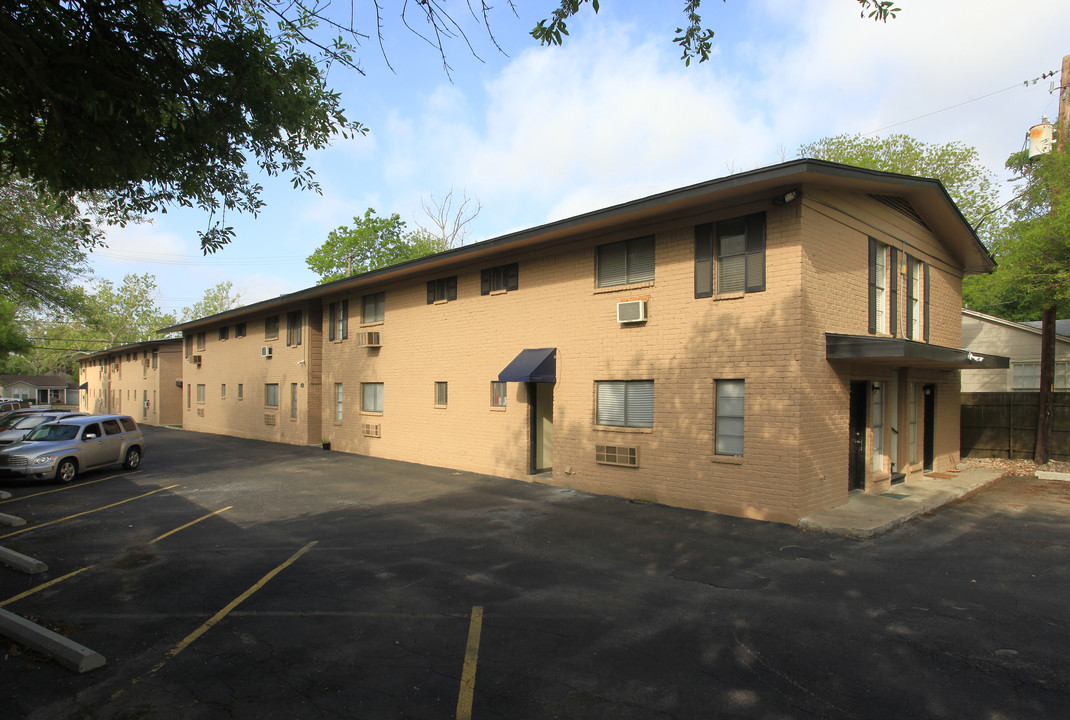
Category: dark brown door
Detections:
[
  {"x1": 849, "y1": 381, "x2": 868, "y2": 491},
  {"x1": 923, "y1": 384, "x2": 936, "y2": 471}
]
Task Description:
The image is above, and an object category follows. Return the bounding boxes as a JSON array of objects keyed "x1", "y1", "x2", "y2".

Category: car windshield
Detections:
[
  {"x1": 10, "y1": 415, "x2": 48, "y2": 429},
  {"x1": 24, "y1": 424, "x2": 79, "y2": 442},
  {"x1": 0, "y1": 414, "x2": 28, "y2": 429}
]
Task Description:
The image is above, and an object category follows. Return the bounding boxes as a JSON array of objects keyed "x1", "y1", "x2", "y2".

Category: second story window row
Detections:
[{"x1": 869, "y1": 238, "x2": 930, "y2": 341}]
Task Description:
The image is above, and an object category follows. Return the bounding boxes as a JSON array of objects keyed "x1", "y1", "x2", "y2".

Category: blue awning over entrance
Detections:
[{"x1": 499, "y1": 348, "x2": 556, "y2": 383}]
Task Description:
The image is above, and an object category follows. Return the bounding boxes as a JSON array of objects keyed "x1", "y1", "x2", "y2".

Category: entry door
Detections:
[
  {"x1": 530, "y1": 382, "x2": 554, "y2": 473},
  {"x1": 848, "y1": 381, "x2": 868, "y2": 491},
  {"x1": 923, "y1": 384, "x2": 936, "y2": 471}
]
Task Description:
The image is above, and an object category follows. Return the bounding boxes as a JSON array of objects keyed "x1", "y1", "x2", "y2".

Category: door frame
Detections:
[{"x1": 528, "y1": 382, "x2": 554, "y2": 474}]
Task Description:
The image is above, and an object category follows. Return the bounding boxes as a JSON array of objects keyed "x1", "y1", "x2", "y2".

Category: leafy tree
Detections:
[
  {"x1": 0, "y1": 171, "x2": 97, "y2": 355},
  {"x1": 534, "y1": 1, "x2": 901, "y2": 65},
  {"x1": 799, "y1": 133, "x2": 1001, "y2": 230},
  {"x1": 83, "y1": 274, "x2": 180, "y2": 347},
  {"x1": 306, "y1": 209, "x2": 447, "y2": 284},
  {"x1": 181, "y1": 281, "x2": 245, "y2": 322}
]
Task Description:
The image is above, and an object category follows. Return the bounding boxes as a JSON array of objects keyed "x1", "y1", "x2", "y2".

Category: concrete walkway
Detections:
[{"x1": 799, "y1": 468, "x2": 1006, "y2": 539}]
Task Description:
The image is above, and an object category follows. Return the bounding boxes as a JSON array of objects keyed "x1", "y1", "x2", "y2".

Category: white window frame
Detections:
[
  {"x1": 596, "y1": 380, "x2": 654, "y2": 428},
  {"x1": 362, "y1": 382, "x2": 384, "y2": 413},
  {"x1": 871, "y1": 381, "x2": 885, "y2": 472},
  {"x1": 491, "y1": 381, "x2": 507, "y2": 408},
  {"x1": 715, "y1": 379, "x2": 745, "y2": 457},
  {"x1": 335, "y1": 383, "x2": 344, "y2": 422}
]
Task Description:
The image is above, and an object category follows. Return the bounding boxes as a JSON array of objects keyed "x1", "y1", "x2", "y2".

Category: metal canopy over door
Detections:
[{"x1": 499, "y1": 349, "x2": 557, "y2": 475}]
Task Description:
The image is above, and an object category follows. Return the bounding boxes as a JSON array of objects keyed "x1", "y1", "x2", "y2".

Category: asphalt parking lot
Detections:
[{"x1": 2, "y1": 426, "x2": 1069, "y2": 719}]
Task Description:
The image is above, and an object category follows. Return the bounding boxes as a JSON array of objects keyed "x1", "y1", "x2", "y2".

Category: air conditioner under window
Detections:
[
  {"x1": 261, "y1": 345, "x2": 273, "y2": 358},
  {"x1": 617, "y1": 300, "x2": 648, "y2": 324},
  {"x1": 357, "y1": 331, "x2": 381, "y2": 347}
]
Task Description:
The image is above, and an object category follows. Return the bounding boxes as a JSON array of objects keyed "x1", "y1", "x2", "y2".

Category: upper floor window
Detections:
[
  {"x1": 218, "y1": 326, "x2": 229, "y2": 341},
  {"x1": 905, "y1": 255, "x2": 930, "y2": 342},
  {"x1": 286, "y1": 310, "x2": 302, "y2": 346},
  {"x1": 870, "y1": 239, "x2": 930, "y2": 340},
  {"x1": 185, "y1": 334, "x2": 193, "y2": 358},
  {"x1": 235, "y1": 322, "x2": 247, "y2": 338},
  {"x1": 427, "y1": 276, "x2": 457, "y2": 304},
  {"x1": 481, "y1": 263, "x2": 518, "y2": 295},
  {"x1": 265, "y1": 315, "x2": 279, "y2": 340},
  {"x1": 363, "y1": 292, "x2": 384, "y2": 323},
  {"x1": 597, "y1": 236, "x2": 654, "y2": 288},
  {"x1": 694, "y1": 213, "x2": 766, "y2": 297},
  {"x1": 195, "y1": 332, "x2": 206, "y2": 351},
  {"x1": 329, "y1": 300, "x2": 349, "y2": 341}
]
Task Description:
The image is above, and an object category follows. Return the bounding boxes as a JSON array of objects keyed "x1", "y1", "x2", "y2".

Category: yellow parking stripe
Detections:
[
  {"x1": 150, "y1": 506, "x2": 232, "y2": 544},
  {"x1": 0, "y1": 565, "x2": 95, "y2": 607},
  {"x1": 0, "y1": 485, "x2": 179, "y2": 540},
  {"x1": 0, "y1": 472, "x2": 137, "y2": 504},
  {"x1": 456, "y1": 606, "x2": 484, "y2": 720}
]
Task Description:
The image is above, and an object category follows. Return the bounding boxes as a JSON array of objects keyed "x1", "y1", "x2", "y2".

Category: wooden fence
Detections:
[{"x1": 961, "y1": 392, "x2": 1070, "y2": 461}]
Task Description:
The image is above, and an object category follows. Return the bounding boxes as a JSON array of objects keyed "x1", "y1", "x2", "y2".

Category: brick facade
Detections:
[
  {"x1": 147, "y1": 161, "x2": 996, "y2": 524},
  {"x1": 78, "y1": 340, "x2": 183, "y2": 426}
]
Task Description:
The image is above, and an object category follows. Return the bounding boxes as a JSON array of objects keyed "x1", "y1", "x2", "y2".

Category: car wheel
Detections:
[
  {"x1": 123, "y1": 446, "x2": 141, "y2": 470},
  {"x1": 56, "y1": 459, "x2": 78, "y2": 483}
]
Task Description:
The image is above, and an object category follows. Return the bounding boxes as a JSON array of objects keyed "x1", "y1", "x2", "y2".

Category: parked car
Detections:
[
  {"x1": 0, "y1": 407, "x2": 82, "y2": 430},
  {"x1": 0, "y1": 414, "x2": 144, "y2": 483},
  {"x1": 0, "y1": 412, "x2": 87, "y2": 445}
]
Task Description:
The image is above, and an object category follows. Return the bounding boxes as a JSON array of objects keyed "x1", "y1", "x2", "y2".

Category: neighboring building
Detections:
[
  {"x1": 160, "y1": 160, "x2": 1007, "y2": 525},
  {"x1": 77, "y1": 339, "x2": 184, "y2": 426},
  {"x1": 961, "y1": 309, "x2": 1070, "y2": 392},
  {"x1": 0, "y1": 374, "x2": 79, "y2": 405}
]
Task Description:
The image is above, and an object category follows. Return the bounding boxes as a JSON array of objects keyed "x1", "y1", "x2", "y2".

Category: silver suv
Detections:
[{"x1": 0, "y1": 414, "x2": 145, "y2": 483}]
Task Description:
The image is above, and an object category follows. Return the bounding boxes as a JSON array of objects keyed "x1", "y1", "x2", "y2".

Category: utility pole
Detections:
[{"x1": 1035, "y1": 53, "x2": 1070, "y2": 465}]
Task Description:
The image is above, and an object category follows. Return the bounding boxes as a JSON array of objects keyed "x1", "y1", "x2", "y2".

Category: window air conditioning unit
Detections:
[
  {"x1": 261, "y1": 345, "x2": 273, "y2": 358},
  {"x1": 191, "y1": 355, "x2": 202, "y2": 365},
  {"x1": 144, "y1": 400, "x2": 151, "y2": 408},
  {"x1": 358, "y1": 331, "x2": 382, "y2": 348},
  {"x1": 617, "y1": 300, "x2": 648, "y2": 324}
]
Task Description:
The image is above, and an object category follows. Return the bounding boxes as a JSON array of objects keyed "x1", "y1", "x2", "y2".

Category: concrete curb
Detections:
[
  {"x1": 0, "y1": 546, "x2": 48, "y2": 574},
  {"x1": 1036, "y1": 471, "x2": 1070, "y2": 482},
  {"x1": 0, "y1": 512, "x2": 27, "y2": 527},
  {"x1": 0, "y1": 608, "x2": 106, "y2": 673}
]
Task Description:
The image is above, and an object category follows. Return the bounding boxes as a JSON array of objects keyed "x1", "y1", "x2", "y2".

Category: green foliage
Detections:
[
  {"x1": 181, "y1": 281, "x2": 245, "y2": 323},
  {"x1": 799, "y1": 133, "x2": 1001, "y2": 230},
  {"x1": 976, "y1": 145, "x2": 1070, "y2": 320},
  {"x1": 0, "y1": 1, "x2": 365, "y2": 252},
  {"x1": 0, "y1": 171, "x2": 96, "y2": 355},
  {"x1": 533, "y1": 1, "x2": 899, "y2": 64},
  {"x1": 306, "y1": 209, "x2": 448, "y2": 284}
]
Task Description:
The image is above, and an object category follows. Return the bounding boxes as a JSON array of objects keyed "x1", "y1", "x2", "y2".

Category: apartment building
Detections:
[
  {"x1": 78, "y1": 339, "x2": 184, "y2": 426},
  {"x1": 158, "y1": 160, "x2": 1007, "y2": 524}
]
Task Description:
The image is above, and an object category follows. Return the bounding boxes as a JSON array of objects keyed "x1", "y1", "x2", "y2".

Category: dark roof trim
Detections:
[
  {"x1": 77, "y1": 338, "x2": 183, "y2": 362},
  {"x1": 162, "y1": 159, "x2": 993, "y2": 333},
  {"x1": 826, "y1": 333, "x2": 1009, "y2": 369}
]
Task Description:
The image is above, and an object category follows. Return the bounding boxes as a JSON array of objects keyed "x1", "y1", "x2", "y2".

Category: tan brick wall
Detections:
[
  {"x1": 167, "y1": 184, "x2": 973, "y2": 525},
  {"x1": 78, "y1": 344, "x2": 183, "y2": 426}
]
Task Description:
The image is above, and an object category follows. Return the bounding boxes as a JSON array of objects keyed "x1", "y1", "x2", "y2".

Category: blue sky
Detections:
[{"x1": 88, "y1": 0, "x2": 1068, "y2": 313}]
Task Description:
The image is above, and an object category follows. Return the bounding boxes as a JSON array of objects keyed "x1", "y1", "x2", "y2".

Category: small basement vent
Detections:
[
  {"x1": 264, "y1": 414, "x2": 276, "y2": 426},
  {"x1": 596, "y1": 445, "x2": 639, "y2": 468},
  {"x1": 196, "y1": 408, "x2": 204, "y2": 417},
  {"x1": 362, "y1": 423, "x2": 381, "y2": 438}
]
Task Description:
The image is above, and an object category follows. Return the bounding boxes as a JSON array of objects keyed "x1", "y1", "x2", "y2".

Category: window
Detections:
[
  {"x1": 427, "y1": 276, "x2": 458, "y2": 304},
  {"x1": 908, "y1": 382, "x2": 918, "y2": 465},
  {"x1": 235, "y1": 322, "x2": 247, "y2": 338},
  {"x1": 329, "y1": 300, "x2": 349, "y2": 341},
  {"x1": 286, "y1": 310, "x2": 303, "y2": 346},
  {"x1": 871, "y1": 382, "x2": 884, "y2": 472},
  {"x1": 265, "y1": 383, "x2": 279, "y2": 408},
  {"x1": 491, "y1": 381, "x2": 507, "y2": 408},
  {"x1": 151, "y1": 349, "x2": 158, "y2": 369},
  {"x1": 195, "y1": 332, "x2": 206, "y2": 351},
  {"x1": 362, "y1": 382, "x2": 384, "y2": 413},
  {"x1": 435, "y1": 382, "x2": 448, "y2": 406},
  {"x1": 221, "y1": 384, "x2": 226, "y2": 399},
  {"x1": 596, "y1": 380, "x2": 654, "y2": 428},
  {"x1": 265, "y1": 315, "x2": 279, "y2": 340},
  {"x1": 906, "y1": 256, "x2": 921, "y2": 340},
  {"x1": 196, "y1": 384, "x2": 206, "y2": 403},
  {"x1": 597, "y1": 236, "x2": 654, "y2": 288},
  {"x1": 868, "y1": 238, "x2": 896, "y2": 335},
  {"x1": 334, "y1": 383, "x2": 344, "y2": 422},
  {"x1": 481, "y1": 264, "x2": 519, "y2": 295},
  {"x1": 715, "y1": 380, "x2": 745, "y2": 456},
  {"x1": 363, "y1": 292, "x2": 385, "y2": 323},
  {"x1": 290, "y1": 383, "x2": 298, "y2": 419},
  {"x1": 695, "y1": 213, "x2": 765, "y2": 297},
  {"x1": 237, "y1": 383, "x2": 243, "y2": 400},
  {"x1": 102, "y1": 418, "x2": 122, "y2": 435},
  {"x1": 1013, "y1": 361, "x2": 1070, "y2": 390},
  {"x1": 185, "y1": 334, "x2": 193, "y2": 358},
  {"x1": 218, "y1": 326, "x2": 229, "y2": 341}
]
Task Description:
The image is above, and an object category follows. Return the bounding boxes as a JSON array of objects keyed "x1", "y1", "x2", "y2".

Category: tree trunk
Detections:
[{"x1": 1035, "y1": 304, "x2": 1056, "y2": 464}]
